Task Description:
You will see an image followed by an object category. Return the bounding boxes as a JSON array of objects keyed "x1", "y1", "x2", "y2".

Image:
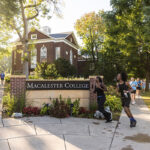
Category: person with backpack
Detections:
[
  {"x1": 129, "y1": 77, "x2": 137, "y2": 104},
  {"x1": 117, "y1": 73, "x2": 137, "y2": 128},
  {"x1": 0, "y1": 71, "x2": 5, "y2": 86},
  {"x1": 94, "y1": 76, "x2": 112, "y2": 123}
]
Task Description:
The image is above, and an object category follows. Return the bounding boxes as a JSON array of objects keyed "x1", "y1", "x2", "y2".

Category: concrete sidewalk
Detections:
[
  {"x1": 0, "y1": 87, "x2": 150, "y2": 150},
  {"x1": 0, "y1": 87, "x2": 4, "y2": 127},
  {"x1": 0, "y1": 117, "x2": 118, "y2": 150},
  {"x1": 0, "y1": 86, "x2": 118, "y2": 150},
  {"x1": 110, "y1": 98, "x2": 150, "y2": 150}
]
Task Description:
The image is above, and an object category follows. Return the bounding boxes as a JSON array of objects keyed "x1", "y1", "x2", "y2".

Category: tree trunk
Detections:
[
  {"x1": 20, "y1": 0, "x2": 29, "y2": 78},
  {"x1": 145, "y1": 71, "x2": 150, "y2": 91},
  {"x1": 145, "y1": 52, "x2": 150, "y2": 91},
  {"x1": 23, "y1": 20, "x2": 29, "y2": 78}
]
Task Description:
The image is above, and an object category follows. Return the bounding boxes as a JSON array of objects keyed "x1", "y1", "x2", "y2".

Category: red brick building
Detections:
[{"x1": 12, "y1": 28, "x2": 79, "y2": 74}]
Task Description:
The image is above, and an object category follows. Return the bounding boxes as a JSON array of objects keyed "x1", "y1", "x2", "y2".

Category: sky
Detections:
[{"x1": 40, "y1": 0, "x2": 112, "y2": 43}]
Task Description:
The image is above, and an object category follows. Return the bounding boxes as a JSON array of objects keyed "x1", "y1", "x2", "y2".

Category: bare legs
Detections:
[
  {"x1": 131, "y1": 93, "x2": 136, "y2": 104},
  {"x1": 124, "y1": 106, "x2": 133, "y2": 118},
  {"x1": 1, "y1": 80, "x2": 4, "y2": 86},
  {"x1": 136, "y1": 89, "x2": 140, "y2": 98}
]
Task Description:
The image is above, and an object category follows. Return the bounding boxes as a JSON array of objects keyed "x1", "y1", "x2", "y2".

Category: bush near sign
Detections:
[{"x1": 26, "y1": 81, "x2": 90, "y2": 90}]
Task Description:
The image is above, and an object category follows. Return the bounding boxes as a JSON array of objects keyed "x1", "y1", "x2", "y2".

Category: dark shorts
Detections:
[
  {"x1": 121, "y1": 97, "x2": 131, "y2": 107},
  {"x1": 137, "y1": 87, "x2": 141, "y2": 90},
  {"x1": 1, "y1": 78, "x2": 4, "y2": 81},
  {"x1": 131, "y1": 90, "x2": 136, "y2": 94}
]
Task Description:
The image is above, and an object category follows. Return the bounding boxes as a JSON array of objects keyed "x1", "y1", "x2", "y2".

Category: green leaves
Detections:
[
  {"x1": 75, "y1": 11, "x2": 105, "y2": 64},
  {"x1": 103, "y1": 0, "x2": 150, "y2": 80}
]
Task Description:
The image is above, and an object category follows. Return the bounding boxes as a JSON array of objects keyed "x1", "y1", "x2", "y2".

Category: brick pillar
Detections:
[
  {"x1": 10, "y1": 75, "x2": 26, "y2": 98},
  {"x1": 89, "y1": 76, "x2": 97, "y2": 106}
]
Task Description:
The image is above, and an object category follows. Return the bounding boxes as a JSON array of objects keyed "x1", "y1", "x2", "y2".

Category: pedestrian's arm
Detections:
[
  {"x1": 126, "y1": 82, "x2": 133, "y2": 92},
  {"x1": 102, "y1": 83, "x2": 107, "y2": 91}
]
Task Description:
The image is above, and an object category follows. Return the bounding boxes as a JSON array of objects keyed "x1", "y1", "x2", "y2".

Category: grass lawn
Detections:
[{"x1": 141, "y1": 91, "x2": 150, "y2": 110}]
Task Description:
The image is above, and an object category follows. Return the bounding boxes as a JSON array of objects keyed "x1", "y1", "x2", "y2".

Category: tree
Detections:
[
  {"x1": 104, "y1": 0, "x2": 150, "y2": 90},
  {"x1": 54, "y1": 58, "x2": 77, "y2": 77},
  {"x1": 45, "y1": 64, "x2": 59, "y2": 79},
  {"x1": 0, "y1": 0, "x2": 62, "y2": 78},
  {"x1": 35, "y1": 62, "x2": 59, "y2": 79},
  {"x1": 75, "y1": 11, "x2": 105, "y2": 68}
]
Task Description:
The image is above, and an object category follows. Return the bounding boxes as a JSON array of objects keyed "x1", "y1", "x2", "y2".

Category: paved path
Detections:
[
  {"x1": 0, "y1": 88, "x2": 150, "y2": 150},
  {"x1": 0, "y1": 86, "x2": 4, "y2": 127},
  {"x1": 110, "y1": 98, "x2": 150, "y2": 150},
  {"x1": 0, "y1": 117, "x2": 118, "y2": 150}
]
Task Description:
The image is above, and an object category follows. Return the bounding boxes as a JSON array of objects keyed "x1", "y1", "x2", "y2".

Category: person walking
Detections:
[
  {"x1": 136, "y1": 78, "x2": 142, "y2": 98},
  {"x1": 94, "y1": 76, "x2": 112, "y2": 123},
  {"x1": 0, "y1": 71, "x2": 5, "y2": 86},
  {"x1": 117, "y1": 73, "x2": 137, "y2": 127},
  {"x1": 129, "y1": 77, "x2": 137, "y2": 104},
  {"x1": 141, "y1": 79, "x2": 146, "y2": 92}
]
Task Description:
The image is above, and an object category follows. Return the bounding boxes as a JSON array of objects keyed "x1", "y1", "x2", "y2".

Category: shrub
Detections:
[
  {"x1": 45, "y1": 64, "x2": 59, "y2": 79},
  {"x1": 4, "y1": 83, "x2": 10, "y2": 95},
  {"x1": 49, "y1": 98, "x2": 70, "y2": 118},
  {"x1": 35, "y1": 62, "x2": 48, "y2": 78},
  {"x1": 72, "y1": 98, "x2": 80, "y2": 116},
  {"x1": 35, "y1": 62, "x2": 59, "y2": 79},
  {"x1": 105, "y1": 95, "x2": 122, "y2": 112},
  {"x1": 79, "y1": 107, "x2": 87, "y2": 114},
  {"x1": 23, "y1": 107, "x2": 40, "y2": 115},
  {"x1": 28, "y1": 75, "x2": 41, "y2": 79},
  {"x1": 54, "y1": 58, "x2": 77, "y2": 77},
  {"x1": 5, "y1": 76, "x2": 10, "y2": 83},
  {"x1": 2, "y1": 93, "x2": 25, "y2": 116},
  {"x1": 106, "y1": 85, "x2": 120, "y2": 97},
  {"x1": 40, "y1": 104, "x2": 51, "y2": 115},
  {"x1": 89, "y1": 102, "x2": 98, "y2": 113}
]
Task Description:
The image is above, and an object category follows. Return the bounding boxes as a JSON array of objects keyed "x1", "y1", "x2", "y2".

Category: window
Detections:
[
  {"x1": 40, "y1": 45, "x2": 47, "y2": 62},
  {"x1": 70, "y1": 38, "x2": 72, "y2": 42},
  {"x1": 66, "y1": 51, "x2": 68, "y2": 55},
  {"x1": 31, "y1": 49, "x2": 37, "y2": 69},
  {"x1": 70, "y1": 50, "x2": 73, "y2": 64},
  {"x1": 31, "y1": 34, "x2": 37, "y2": 40},
  {"x1": 55, "y1": 47, "x2": 61, "y2": 60},
  {"x1": 74, "y1": 55, "x2": 76, "y2": 59}
]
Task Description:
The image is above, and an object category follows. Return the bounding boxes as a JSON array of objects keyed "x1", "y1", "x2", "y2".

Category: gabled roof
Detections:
[
  {"x1": 14, "y1": 29, "x2": 79, "y2": 50},
  {"x1": 50, "y1": 32, "x2": 72, "y2": 39}
]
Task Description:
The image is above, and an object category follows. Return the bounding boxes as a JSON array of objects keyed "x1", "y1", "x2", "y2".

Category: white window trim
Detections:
[
  {"x1": 55, "y1": 47, "x2": 61, "y2": 60},
  {"x1": 31, "y1": 49, "x2": 37, "y2": 69},
  {"x1": 66, "y1": 51, "x2": 68, "y2": 55},
  {"x1": 70, "y1": 50, "x2": 73, "y2": 65},
  {"x1": 31, "y1": 34, "x2": 37, "y2": 40},
  {"x1": 40, "y1": 45, "x2": 47, "y2": 62}
]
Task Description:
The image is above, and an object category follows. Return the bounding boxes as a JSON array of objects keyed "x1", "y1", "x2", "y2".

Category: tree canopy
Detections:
[{"x1": 0, "y1": 0, "x2": 63, "y2": 77}]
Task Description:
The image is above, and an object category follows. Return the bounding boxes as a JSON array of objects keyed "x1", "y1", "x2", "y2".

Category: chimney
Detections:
[{"x1": 42, "y1": 26, "x2": 51, "y2": 36}]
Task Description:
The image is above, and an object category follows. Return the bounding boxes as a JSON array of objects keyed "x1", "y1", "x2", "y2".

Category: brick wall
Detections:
[
  {"x1": 10, "y1": 76, "x2": 97, "y2": 108},
  {"x1": 12, "y1": 32, "x2": 78, "y2": 74},
  {"x1": 10, "y1": 76, "x2": 26, "y2": 98}
]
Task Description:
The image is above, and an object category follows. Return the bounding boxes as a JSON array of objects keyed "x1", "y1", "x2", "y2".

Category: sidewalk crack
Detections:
[
  {"x1": 63, "y1": 134, "x2": 67, "y2": 150},
  {"x1": 109, "y1": 121, "x2": 119, "y2": 150},
  {"x1": 7, "y1": 139, "x2": 12, "y2": 150}
]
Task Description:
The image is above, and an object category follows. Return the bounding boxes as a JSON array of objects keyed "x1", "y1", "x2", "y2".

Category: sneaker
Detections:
[
  {"x1": 130, "y1": 120, "x2": 137, "y2": 128},
  {"x1": 105, "y1": 119, "x2": 112, "y2": 123},
  {"x1": 131, "y1": 101, "x2": 136, "y2": 105}
]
